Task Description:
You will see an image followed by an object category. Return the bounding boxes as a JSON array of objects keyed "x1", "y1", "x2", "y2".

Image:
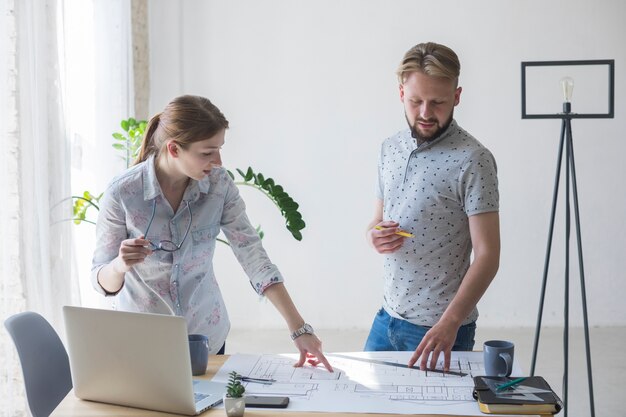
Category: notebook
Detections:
[
  {"x1": 63, "y1": 306, "x2": 226, "y2": 415},
  {"x1": 473, "y1": 375, "x2": 563, "y2": 415}
]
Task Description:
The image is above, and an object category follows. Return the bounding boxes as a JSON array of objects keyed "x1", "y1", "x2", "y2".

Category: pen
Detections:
[
  {"x1": 495, "y1": 377, "x2": 527, "y2": 391},
  {"x1": 374, "y1": 226, "x2": 415, "y2": 238},
  {"x1": 237, "y1": 376, "x2": 276, "y2": 385}
]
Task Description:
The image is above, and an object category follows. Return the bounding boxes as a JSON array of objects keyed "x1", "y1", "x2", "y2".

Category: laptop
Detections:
[{"x1": 63, "y1": 306, "x2": 226, "y2": 415}]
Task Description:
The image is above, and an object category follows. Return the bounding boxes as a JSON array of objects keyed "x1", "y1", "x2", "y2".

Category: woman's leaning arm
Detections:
[{"x1": 262, "y1": 283, "x2": 333, "y2": 372}]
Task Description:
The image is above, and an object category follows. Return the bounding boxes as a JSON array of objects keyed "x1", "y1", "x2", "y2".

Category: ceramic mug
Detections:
[
  {"x1": 483, "y1": 340, "x2": 514, "y2": 377},
  {"x1": 188, "y1": 334, "x2": 209, "y2": 376}
]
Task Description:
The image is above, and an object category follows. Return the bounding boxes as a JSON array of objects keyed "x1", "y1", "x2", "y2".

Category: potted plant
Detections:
[{"x1": 224, "y1": 371, "x2": 246, "y2": 417}]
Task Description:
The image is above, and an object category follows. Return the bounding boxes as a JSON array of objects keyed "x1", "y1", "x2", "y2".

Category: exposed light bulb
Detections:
[{"x1": 561, "y1": 76, "x2": 574, "y2": 103}]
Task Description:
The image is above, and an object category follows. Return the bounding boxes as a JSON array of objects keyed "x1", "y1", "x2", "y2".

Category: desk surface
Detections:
[{"x1": 51, "y1": 355, "x2": 533, "y2": 417}]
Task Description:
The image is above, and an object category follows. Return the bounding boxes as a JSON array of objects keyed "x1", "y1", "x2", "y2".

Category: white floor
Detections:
[{"x1": 226, "y1": 326, "x2": 625, "y2": 417}]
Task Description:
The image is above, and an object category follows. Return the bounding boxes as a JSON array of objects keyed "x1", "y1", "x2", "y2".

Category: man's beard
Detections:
[{"x1": 407, "y1": 111, "x2": 454, "y2": 143}]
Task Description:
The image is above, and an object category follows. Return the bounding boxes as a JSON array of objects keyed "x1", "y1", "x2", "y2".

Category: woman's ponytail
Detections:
[{"x1": 134, "y1": 113, "x2": 162, "y2": 165}]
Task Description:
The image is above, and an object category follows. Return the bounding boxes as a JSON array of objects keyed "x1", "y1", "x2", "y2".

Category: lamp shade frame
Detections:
[{"x1": 521, "y1": 59, "x2": 615, "y2": 119}]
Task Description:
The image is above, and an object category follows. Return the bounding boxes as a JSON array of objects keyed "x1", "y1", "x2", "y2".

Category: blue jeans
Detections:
[{"x1": 364, "y1": 308, "x2": 476, "y2": 351}]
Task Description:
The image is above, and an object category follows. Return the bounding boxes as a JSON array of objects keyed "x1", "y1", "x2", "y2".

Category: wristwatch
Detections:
[{"x1": 290, "y1": 323, "x2": 314, "y2": 340}]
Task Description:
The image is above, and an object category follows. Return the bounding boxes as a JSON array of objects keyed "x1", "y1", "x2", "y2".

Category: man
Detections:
[{"x1": 365, "y1": 42, "x2": 500, "y2": 372}]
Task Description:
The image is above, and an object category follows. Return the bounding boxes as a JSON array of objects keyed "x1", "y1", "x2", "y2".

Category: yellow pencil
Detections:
[{"x1": 374, "y1": 226, "x2": 415, "y2": 238}]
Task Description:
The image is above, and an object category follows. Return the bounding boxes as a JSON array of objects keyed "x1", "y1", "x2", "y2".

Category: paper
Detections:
[{"x1": 212, "y1": 351, "x2": 524, "y2": 415}]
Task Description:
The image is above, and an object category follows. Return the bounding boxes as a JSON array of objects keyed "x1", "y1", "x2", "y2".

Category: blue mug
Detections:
[
  {"x1": 188, "y1": 334, "x2": 209, "y2": 376},
  {"x1": 483, "y1": 340, "x2": 514, "y2": 377}
]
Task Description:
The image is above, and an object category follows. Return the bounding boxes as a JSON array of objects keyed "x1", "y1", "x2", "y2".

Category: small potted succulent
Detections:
[{"x1": 224, "y1": 371, "x2": 246, "y2": 417}]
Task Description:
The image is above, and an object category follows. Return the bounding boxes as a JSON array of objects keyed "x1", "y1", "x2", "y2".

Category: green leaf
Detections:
[
  {"x1": 112, "y1": 132, "x2": 125, "y2": 140},
  {"x1": 236, "y1": 168, "x2": 246, "y2": 179},
  {"x1": 128, "y1": 117, "x2": 137, "y2": 126},
  {"x1": 244, "y1": 167, "x2": 254, "y2": 182},
  {"x1": 261, "y1": 177, "x2": 274, "y2": 191},
  {"x1": 288, "y1": 218, "x2": 306, "y2": 230},
  {"x1": 121, "y1": 120, "x2": 129, "y2": 131},
  {"x1": 286, "y1": 210, "x2": 302, "y2": 220},
  {"x1": 112, "y1": 143, "x2": 125, "y2": 150},
  {"x1": 277, "y1": 196, "x2": 293, "y2": 206},
  {"x1": 281, "y1": 200, "x2": 299, "y2": 210},
  {"x1": 226, "y1": 170, "x2": 235, "y2": 180},
  {"x1": 226, "y1": 371, "x2": 245, "y2": 397},
  {"x1": 290, "y1": 230, "x2": 303, "y2": 241},
  {"x1": 272, "y1": 190, "x2": 287, "y2": 200}
]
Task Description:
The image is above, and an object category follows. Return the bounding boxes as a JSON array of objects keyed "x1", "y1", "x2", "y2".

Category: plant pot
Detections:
[{"x1": 223, "y1": 395, "x2": 245, "y2": 417}]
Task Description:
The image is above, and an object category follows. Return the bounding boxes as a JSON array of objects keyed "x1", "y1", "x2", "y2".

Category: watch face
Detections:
[{"x1": 304, "y1": 323, "x2": 314, "y2": 333}]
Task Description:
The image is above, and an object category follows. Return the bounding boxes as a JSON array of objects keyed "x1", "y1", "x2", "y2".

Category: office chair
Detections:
[{"x1": 4, "y1": 311, "x2": 72, "y2": 417}]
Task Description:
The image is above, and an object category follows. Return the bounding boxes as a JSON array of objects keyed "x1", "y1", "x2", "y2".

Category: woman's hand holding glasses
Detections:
[{"x1": 114, "y1": 235, "x2": 153, "y2": 273}]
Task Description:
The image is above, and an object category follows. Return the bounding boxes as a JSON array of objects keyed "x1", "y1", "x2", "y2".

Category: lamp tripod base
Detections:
[{"x1": 529, "y1": 111, "x2": 595, "y2": 417}]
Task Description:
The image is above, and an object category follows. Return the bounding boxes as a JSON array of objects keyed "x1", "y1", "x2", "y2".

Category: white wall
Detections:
[{"x1": 149, "y1": 0, "x2": 626, "y2": 329}]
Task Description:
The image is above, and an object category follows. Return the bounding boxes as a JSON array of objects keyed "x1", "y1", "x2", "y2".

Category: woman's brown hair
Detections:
[{"x1": 134, "y1": 95, "x2": 229, "y2": 165}]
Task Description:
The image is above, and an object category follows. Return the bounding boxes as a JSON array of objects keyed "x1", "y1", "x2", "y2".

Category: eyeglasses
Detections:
[{"x1": 144, "y1": 200, "x2": 192, "y2": 252}]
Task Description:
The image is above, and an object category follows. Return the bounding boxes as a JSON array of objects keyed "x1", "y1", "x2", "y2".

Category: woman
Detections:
[{"x1": 91, "y1": 95, "x2": 331, "y2": 370}]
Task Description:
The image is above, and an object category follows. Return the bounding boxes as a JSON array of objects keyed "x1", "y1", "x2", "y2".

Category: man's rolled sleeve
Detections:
[{"x1": 459, "y1": 149, "x2": 499, "y2": 216}]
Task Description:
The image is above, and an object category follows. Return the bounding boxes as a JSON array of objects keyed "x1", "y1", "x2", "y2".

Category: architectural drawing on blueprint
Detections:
[{"x1": 212, "y1": 351, "x2": 524, "y2": 415}]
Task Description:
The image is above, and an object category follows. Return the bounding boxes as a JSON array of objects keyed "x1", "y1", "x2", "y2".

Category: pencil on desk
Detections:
[
  {"x1": 495, "y1": 377, "x2": 527, "y2": 391},
  {"x1": 374, "y1": 225, "x2": 415, "y2": 238}
]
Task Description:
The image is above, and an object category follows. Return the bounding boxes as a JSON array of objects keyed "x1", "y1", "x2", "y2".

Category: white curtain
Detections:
[
  {"x1": 65, "y1": 0, "x2": 134, "y2": 308},
  {"x1": 16, "y1": 0, "x2": 79, "y2": 327},
  {"x1": 0, "y1": 0, "x2": 27, "y2": 414},
  {"x1": 1, "y1": 0, "x2": 135, "y2": 413},
  {"x1": 1, "y1": 0, "x2": 79, "y2": 415}
]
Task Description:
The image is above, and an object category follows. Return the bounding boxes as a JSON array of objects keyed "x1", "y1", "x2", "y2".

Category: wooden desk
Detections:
[{"x1": 51, "y1": 355, "x2": 528, "y2": 417}]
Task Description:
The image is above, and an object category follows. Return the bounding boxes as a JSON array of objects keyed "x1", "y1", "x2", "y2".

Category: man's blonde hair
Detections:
[{"x1": 396, "y1": 42, "x2": 460, "y2": 85}]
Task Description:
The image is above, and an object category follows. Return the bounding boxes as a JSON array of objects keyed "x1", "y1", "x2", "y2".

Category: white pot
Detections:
[{"x1": 223, "y1": 395, "x2": 245, "y2": 417}]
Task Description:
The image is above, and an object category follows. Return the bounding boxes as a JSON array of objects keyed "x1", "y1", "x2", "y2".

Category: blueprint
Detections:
[{"x1": 212, "y1": 351, "x2": 523, "y2": 415}]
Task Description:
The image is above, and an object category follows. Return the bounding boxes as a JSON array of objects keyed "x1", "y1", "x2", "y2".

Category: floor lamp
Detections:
[{"x1": 521, "y1": 59, "x2": 615, "y2": 417}]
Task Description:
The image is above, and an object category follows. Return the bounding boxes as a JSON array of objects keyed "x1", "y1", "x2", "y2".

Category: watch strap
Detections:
[{"x1": 290, "y1": 323, "x2": 314, "y2": 340}]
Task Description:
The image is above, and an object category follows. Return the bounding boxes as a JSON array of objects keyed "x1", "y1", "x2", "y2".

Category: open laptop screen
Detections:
[{"x1": 63, "y1": 306, "x2": 225, "y2": 415}]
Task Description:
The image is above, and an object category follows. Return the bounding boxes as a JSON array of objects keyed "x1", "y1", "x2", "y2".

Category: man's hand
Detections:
[
  {"x1": 367, "y1": 221, "x2": 406, "y2": 254},
  {"x1": 408, "y1": 320, "x2": 459, "y2": 372}
]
